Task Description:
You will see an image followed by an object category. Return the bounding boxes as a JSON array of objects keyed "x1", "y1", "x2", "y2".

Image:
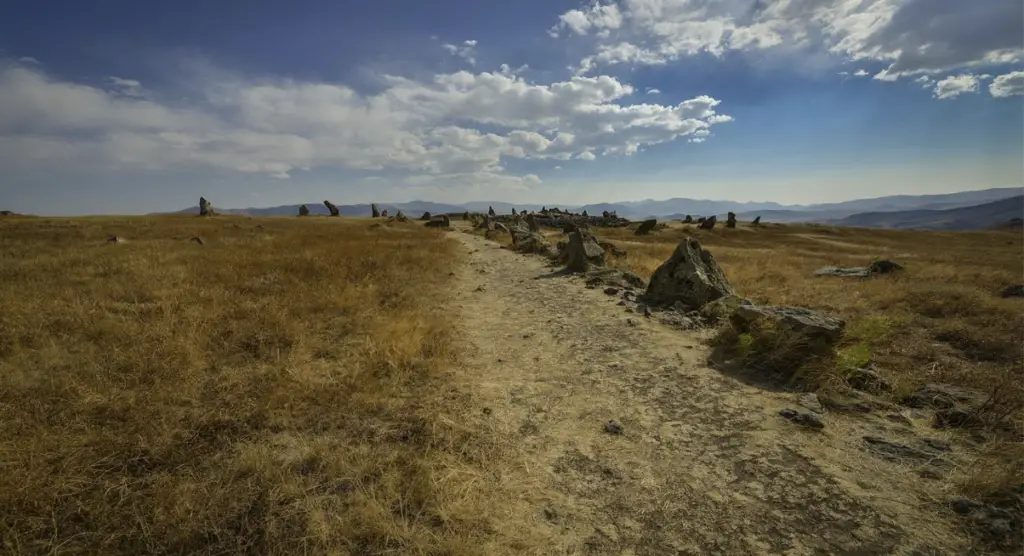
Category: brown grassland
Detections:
[
  {"x1": 0, "y1": 215, "x2": 521, "y2": 555},
  {"x1": 593, "y1": 221, "x2": 1024, "y2": 503}
]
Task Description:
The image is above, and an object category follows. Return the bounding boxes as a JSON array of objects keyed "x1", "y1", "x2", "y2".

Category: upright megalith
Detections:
[
  {"x1": 726, "y1": 212, "x2": 737, "y2": 228},
  {"x1": 324, "y1": 200, "x2": 340, "y2": 216},
  {"x1": 635, "y1": 219, "x2": 658, "y2": 236},
  {"x1": 199, "y1": 197, "x2": 214, "y2": 216},
  {"x1": 371, "y1": 203, "x2": 380, "y2": 218},
  {"x1": 564, "y1": 230, "x2": 606, "y2": 272},
  {"x1": 488, "y1": 206, "x2": 496, "y2": 217},
  {"x1": 298, "y1": 204, "x2": 310, "y2": 216},
  {"x1": 699, "y1": 215, "x2": 717, "y2": 229},
  {"x1": 645, "y1": 236, "x2": 734, "y2": 309}
]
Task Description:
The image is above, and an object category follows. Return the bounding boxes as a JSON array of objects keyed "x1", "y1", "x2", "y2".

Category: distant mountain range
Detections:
[{"x1": 170, "y1": 187, "x2": 1023, "y2": 231}]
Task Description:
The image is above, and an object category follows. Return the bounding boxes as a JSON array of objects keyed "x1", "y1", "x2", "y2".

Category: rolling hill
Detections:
[{"x1": 829, "y1": 195, "x2": 1024, "y2": 230}]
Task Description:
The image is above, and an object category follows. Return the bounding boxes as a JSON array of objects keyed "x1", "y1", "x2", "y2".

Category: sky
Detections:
[{"x1": 0, "y1": 0, "x2": 1022, "y2": 215}]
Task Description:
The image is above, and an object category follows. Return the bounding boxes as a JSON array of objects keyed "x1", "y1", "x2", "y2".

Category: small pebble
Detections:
[{"x1": 604, "y1": 420, "x2": 623, "y2": 435}]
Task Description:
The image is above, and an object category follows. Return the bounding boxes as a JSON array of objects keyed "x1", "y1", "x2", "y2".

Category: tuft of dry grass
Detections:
[{"x1": 0, "y1": 215, "x2": 514, "y2": 555}]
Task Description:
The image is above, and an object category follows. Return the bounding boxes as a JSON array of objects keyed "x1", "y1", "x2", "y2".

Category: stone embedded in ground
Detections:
[
  {"x1": 731, "y1": 305, "x2": 846, "y2": 344},
  {"x1": 862, "y1": 436, "x2": 947, "y2": 461},
  {"x1": 698, "y1": 215, "x2": 717, "y2": 229},
  {"x1": 564, "y1": 230, "x2": 606, "y2": 272},
  {"x1": 190, "y1": 236, "x2": 205, "y2": 245},
  {"x1": 778, "y1": 408, "x2": 825, "y2": 429},
  {"x1": 511, "y1": 230, "x2": 554, "y2": 257},
  {"x1": 493, "y1": 222, "x2": 509, "y2": 234},
  {"x1": 752, "y1": 216, "x2": 761, "y2": 226},
  {"x1": 106, "y1": 235, "x2": 126, "y2": 244},
  {"x1": 424, "y1": 215, "x2": 452, "y2": 229},
  {"x1": 371, "y1": 203, "x2": 380, "y2": 218},
  {"x1": 949, "y1": 497, "x2": 1023, "y2": 550},
  {"x1": 868, "y1": 259, "x2": 903, "y2": 274},
  {"x1": 634, "y1": 219, "x2": 658, "y2": 236},
  {"x1": 421, "y1": 211, "x2": 432, "y2": 220},
  {"x1": 324, "y1": 200, "x2": 340, "y2": 216},
  {"x1": 798, "y1": 393, "x2": 824, "y2": 413},
  {"x1": 604, "y1": 287, "x2": 619, "y2": 295},
  {"x1": 846, "y1": 368, "x2": 891, "y2": 392},
  {"x1": 683, "y1": 215, "x2": 693, "y2": 223},
  {"x1": 199, "y1": 196, "x2": 214, "y2": 216},
  {"x1": 604, "y1": 420, "x2": 623, "y2": 434},
  {"x1": 298, "y1": 204, "x2": 310, "y2": 216},
  {"x1": 934, "y1": 407, "x2": 984, "y2": 429},
  {"x1": 645, "y1": 236, "x2": 734, "y2": 310},
  {"x1": 901, "y1": 383, "x2": 984, "y2": 409},
  {"x1": 725, "y1": 212, "x2": 737, "y2": 228},
  {"x1": 1000, "y1": 284, "x2": 1024, "y2": 298},
  {"x1": 814, "y1": 266, "x2": 872, "y2": 278}
]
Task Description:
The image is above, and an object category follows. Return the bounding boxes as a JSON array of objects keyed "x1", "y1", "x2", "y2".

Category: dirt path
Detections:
[{"x1": 448, "y1": 229, "x2": 969, "y2": 556}]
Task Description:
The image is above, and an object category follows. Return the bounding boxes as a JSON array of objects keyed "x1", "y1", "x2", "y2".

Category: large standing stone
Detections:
[
  {"x1": 699, "y1": 215, "x2": 717, "y2": 229},
  {"x1": 324, "y1": 200, "x2": 340, "y2": 216},
  {"x1": 298, "y1": 204, "x2": 310, "y2": 216},
  {"x1": 645, "y1": 236, "x2": 734, "y2": 309},
  {"x1": 488, "y1": 206, "x2": 496, "y2": 217},
  {"x1": 526, "y1": 213, "x2": 540, "y2": 232},
  {"x1": 564, "y1": 230, "x2": 606, "y2": 272},
  {"x1": 635, "y1": 219, "x2": 658, "y2": 236},
  {"x1": 726, "y1": 212, "x2": 737, "y2": 228},
  {"x1": 420, "y1": 211, "x2": 432, "y2": 220},
  {"x1": 371, "y1": 203, "x2": 380, "y2": 218},
  {"x1": 199, "y1": 196, "x2": 213, "y2": 216},
  {"x1": 752, "y1": 216, "x2": 761, "y2": 226}
]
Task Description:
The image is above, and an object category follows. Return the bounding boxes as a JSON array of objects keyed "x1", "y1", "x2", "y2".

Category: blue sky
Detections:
[{"x1": 0, "y1": 0, "x2": 1022, "y2": 215}]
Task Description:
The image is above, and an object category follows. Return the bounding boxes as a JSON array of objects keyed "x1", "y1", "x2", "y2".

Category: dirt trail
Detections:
[{"x1": 448, "y1": 228, "x2": 969, "y2": 556}]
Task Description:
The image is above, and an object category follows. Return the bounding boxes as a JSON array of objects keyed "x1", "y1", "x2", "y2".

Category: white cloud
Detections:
[
  {"x1": 932, "y1": 74, "x2": 980, "y2": 99},
  {"x1": 18, "y1": 56, "x2": 39, "y2": 65},
  {"x1": 556, "y1": 0, "x2": 1023, "y2": 94},
  {"x1": 853, "y1": 69, "x2": 869, "y2": 77},
  {"x1": 0, "y1": 61, "x2": 730, "y2": 187},
  {"x1": 441, "y1": 39, "x2": 478, "y2": 65},
  {"x1": 989, "y1": 71, "x2": 1024, "y2": 98},
  {"x1": 646, "y1": 87, "x2": 660, "y2": 94},
  {"x1": 550, "y1": 3, "x2": 623, "y2": 37}
]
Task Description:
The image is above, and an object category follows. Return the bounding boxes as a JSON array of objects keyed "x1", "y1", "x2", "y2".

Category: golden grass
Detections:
[{"x1": 0, "y1": 215, "x2": 514, "y2": 555}]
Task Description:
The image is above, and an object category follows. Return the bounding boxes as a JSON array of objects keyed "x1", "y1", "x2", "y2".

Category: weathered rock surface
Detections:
[
  {"x1": 107, "y1": 235, "x2": 126, "y2": 244},
  {"x1": 900, "y1": 383, "x2": 985, "y2": 409},
  {"x1": 698, "y1": 215, "x2": 717, "y2": 229},
  {"x1": 526, "y1": 213, "x2": 540, "y2": 232},
  {"x1": 564, "y1": 230, "x2": 605, "y2": 272},
  {"x1": 731, "y1": 305, "x2": 846, "y2": 344},
  {"x1": 779, "y1": 408, "x2": 825, "y2": 429},
  {"x1": 199, "y1": 196, "x2": 214, "y2": 216},
  {"x1": 425, "y1": 214, "x2": 452, "y2": 229},
  {"x1": 634, "y1": 219, "x2": 658, "y2": 236},
  {"x1": 846, "y1": 367, "x2": 891, "y2": 392},
  {"x1": 815, "y1": 260, "x2": 904, "y2": 278},
  {"x1": 324, "y1": 200, "x2": 340, "y2": 216},
  {"x1": 644, "y1": 237, "x2": 734, "y2": 309},
  {"x1": 752, "y1": 216, "x2": 761, "y2": 225},
  {"x1": 1000, "y1": 284, "x2": 1024, "y2": 298},
  {"x1": 298, "y1": 204, "x2": 310, "y2": 216},
  {"x1": 949, "y1": 494, "x2": 1023, "y2": 551},
  {"x1": 725, "y1": 212, "x2": 737, "y2": 228},
  {"x1": 511, "y1": 230, "x2": 554, "y2": 257},
  {"x1": 371, "y1": 203, "x2": 380, "y2": 218}
]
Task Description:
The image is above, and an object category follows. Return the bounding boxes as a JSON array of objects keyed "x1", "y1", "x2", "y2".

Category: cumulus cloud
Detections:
[
  {"x1": 853, "y1": 69, "x2": 869, "y2": 77},
  {"x1": 555, "y1": 0, "x2": 1023, "y2": 94},
  {"x1": 989, "y1": 71, "x2": 1024, "y2": 98},
  {"x1": 932, "y1": 74, "x2": 980, "y2": 99},
  {"x1": 646, "y1": 87, "x2": 660, "y2": 94},
  {"x1": 0, "y1": 61, "x2": 730, "y2": 185}
]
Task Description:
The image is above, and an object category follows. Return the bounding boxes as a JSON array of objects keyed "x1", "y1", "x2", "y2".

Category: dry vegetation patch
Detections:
[{"x1": 0, "y1": 215, "x2": 510, "y2": 555}]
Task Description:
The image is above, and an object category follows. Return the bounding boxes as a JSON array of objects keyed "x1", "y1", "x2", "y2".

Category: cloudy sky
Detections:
[{"x1": 0, "y1": 0, "x2": 1021, "y2": 214}]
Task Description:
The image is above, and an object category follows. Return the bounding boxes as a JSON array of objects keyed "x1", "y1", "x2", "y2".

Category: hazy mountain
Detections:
[
  {"x1": 169, "y1": 187, "x2": 1022, "y2": 221},
  {"x1": 829, "y1": 196, "x2": 1024, "y2": 230}
]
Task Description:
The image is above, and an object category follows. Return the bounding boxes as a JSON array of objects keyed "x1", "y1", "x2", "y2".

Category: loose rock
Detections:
[
  {"x1": 901, "y1": 383, "x2": 984, "y2": 409},
  {"x1": 779, "y1": 408, "x2": 825, "y2": 429},
  {"x1": 1000, "y1": 284, "x2": 1024, "y2": 298},
  {"x1": 604, "y1": 420, "x2": 623, "y2": 435}
]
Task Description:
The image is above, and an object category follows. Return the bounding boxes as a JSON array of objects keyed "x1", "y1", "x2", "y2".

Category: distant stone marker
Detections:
[
  {"x1": 106, "y1": 235, "x2": 126, "y2": 244},
  {"x1": 298, "y1": 204, "x2": 310, "y2": 216},
  {"x1": 381, "y1": 209, "x2": 389, "y2": 218},
  {"x1": 634, "y1": 218, "x2": 658, "y2": 236},
  {"x1": 488, "y1": 206, "x2": 496, "y2": 217},
  {"x1": 699, "y1": 215, "x2": 717, "y2": 229},
  {"x1": 425, "y1": 214, "x2": 452, "y2": 229},
  {"x1": 324, "y1": 200, "x2": 340, "y2": 216},
  {"x1": 726, "y1": 212, "x2": 737, "y2": 228},
  {"x1": 421, "y1": 211, "x2": 432, "y2": 220},
  {"x1": 683, "y1": 215, "x2": 693, "y2": 223},
  {"x1": 371, "y1": 203, "x2": 380, "y2": 218},
  {"x1": 199, "y1": 196, "x2": 214, "y2": 216},
  {"x1": 564, "y1": 230, "x2": 606, "y2": 272},
  {"x1": 752, "y1": 215, "x2": 761, "y2": 226}
]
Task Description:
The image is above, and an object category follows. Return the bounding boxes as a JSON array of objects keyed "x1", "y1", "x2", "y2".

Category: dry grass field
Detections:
[
  {"x1": 595, "y1": 220, "x2": 1023, "y2": 501},
  {"x1": 0, "y1": 215, "x2": 515, "y2": 555}
]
